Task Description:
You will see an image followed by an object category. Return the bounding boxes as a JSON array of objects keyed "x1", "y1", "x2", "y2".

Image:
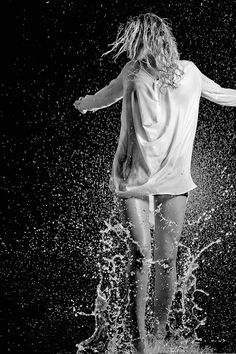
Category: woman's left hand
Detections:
[{"x1": 73, "y1": 97, "x2": 87, "y2": 114}]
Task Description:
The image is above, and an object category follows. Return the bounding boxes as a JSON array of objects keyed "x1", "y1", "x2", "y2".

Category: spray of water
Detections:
[{"x1": 73, "y1": 167, "x2": 232, "y2": 354}]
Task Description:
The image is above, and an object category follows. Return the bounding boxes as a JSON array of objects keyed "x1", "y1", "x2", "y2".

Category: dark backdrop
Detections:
[{"x1": 1, "y1": 0, "x2": 235, "y2": 353}]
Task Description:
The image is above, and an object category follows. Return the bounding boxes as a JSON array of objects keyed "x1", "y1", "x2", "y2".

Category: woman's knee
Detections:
[
  {"x1": 154, "y1": 248, "x2": 177, "y2": 273},
  {"x1": 158, "y1": 256, "x2": 176, "y2": 273},
  {"x1": 130, "y1": 244, "x2": 152, "y2": 270}
]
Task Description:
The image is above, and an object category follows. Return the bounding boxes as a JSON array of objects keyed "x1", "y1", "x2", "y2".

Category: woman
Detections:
[{"x1": 74, "y1": 13, "x2": 236, "y2": 354}]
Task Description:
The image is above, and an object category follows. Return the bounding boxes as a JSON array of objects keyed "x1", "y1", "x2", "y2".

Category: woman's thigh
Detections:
[
  {"x1": 153, "y1": 194, "x2": 188, "y2": 260},
  {"x1": 117, "y1": 196, "x2": 151, "y2": 258}
]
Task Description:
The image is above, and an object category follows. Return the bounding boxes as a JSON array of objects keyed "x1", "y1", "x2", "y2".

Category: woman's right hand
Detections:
[{"x1": 73, "y1": 97, "x2": 87, "y2": 114}]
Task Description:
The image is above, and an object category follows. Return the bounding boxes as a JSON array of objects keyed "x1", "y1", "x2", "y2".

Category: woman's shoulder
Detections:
[
  {"x1": 121, "y1": 60, "x2": 138, "y2": 73},
  {"x1": 180, "y1": 59, "x2": 201, "y2": 71},
  {"x1": 179, "y1": 59, "x2": 195, "y2": 68},
  {"x1": 179, "y1": 60, "x2": 201, "y2": 76},
  {"x1": 118, "y1": 60, "x2": 139, "y2": 82}
]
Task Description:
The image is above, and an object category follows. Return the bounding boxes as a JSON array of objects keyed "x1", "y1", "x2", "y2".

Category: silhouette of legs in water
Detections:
[{"x1": 118, "y1": 193, "x2": 188, "y2": 353}]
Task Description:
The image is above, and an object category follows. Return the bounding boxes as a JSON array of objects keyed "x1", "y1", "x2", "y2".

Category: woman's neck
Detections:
[{"x1": 141, "y1": 63, "x2": 160, "y2": 80}]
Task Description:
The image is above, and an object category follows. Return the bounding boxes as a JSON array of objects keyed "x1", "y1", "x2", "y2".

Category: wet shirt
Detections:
[{"x1": 78, "y1": 60, "x2": 236, "y2": 220}]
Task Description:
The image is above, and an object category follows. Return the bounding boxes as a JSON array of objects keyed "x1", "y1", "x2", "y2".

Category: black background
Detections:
[{"x1": 1, "y1": 0, "x2": 236, "y2": 353}]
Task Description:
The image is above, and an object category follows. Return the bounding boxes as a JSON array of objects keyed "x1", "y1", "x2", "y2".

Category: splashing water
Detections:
[{"x1": 73, "y1": 168, "x2": 232, "y2": 354}]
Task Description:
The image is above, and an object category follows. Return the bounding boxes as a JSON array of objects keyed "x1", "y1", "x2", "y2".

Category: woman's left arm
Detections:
[
  {"x1": 74, "y1": 69, "x2": 124, "y2": 113},
  {"x1": 201, "y1": 72, "x2": 236, "y2": 106}
]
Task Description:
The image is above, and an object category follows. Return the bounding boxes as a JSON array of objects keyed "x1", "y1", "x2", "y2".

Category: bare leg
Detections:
[
  {"x1": 118, "y1": 196, "x2": 151, "y2": 354},
  {"x1": 153, "y1": 194, "x2": 188, "y2": 338}
]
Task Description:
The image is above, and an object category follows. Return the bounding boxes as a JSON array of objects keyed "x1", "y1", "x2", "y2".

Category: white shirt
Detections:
[{"x1": 79, "y1": 60, "x2": 236, "y2": 226}]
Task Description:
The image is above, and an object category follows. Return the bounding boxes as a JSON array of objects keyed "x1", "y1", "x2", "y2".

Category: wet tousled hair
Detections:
[{"x1": 102, "y1": 13, "x2": 184, "y2": 92}]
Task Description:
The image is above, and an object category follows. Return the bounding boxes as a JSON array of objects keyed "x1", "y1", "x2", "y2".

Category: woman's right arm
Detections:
[
  {"x1": 74, "y1": 63, "x2": 131, "y2": 113},
  {"x1": 76, "y1": 73, "x2": 123, "y2": 112},
  {"x1": 74, "y1": 61, "x2": 134, "y2": 113},
  {"x1": 200, "y1": 72, "x2": 236, "y2": 106}
]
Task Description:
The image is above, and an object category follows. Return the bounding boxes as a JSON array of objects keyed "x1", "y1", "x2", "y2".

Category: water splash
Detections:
[
  {"x1": 75, "y1": 215, "x2": 134, "y2": 354},
  {"x1": 168, "y1": 238, "x2": 221, "y2": 341},
  {"x1": 72, "y1": 191, "x2": 228, "y2": 353}
]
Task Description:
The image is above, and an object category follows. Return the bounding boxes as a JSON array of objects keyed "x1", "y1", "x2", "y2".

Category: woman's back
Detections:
[{"x1": 116, "y1": 60, "x2": 201, "y2": 193}]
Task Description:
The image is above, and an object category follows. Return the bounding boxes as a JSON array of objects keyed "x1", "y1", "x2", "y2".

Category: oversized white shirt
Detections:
[{"x1": 78, "y1": 60, "x2": 236, "y2": 225}]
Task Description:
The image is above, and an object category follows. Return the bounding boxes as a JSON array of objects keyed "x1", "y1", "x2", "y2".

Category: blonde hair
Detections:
[{"x1": 102, "y1": 13, "x2": 184, "y2": 92}]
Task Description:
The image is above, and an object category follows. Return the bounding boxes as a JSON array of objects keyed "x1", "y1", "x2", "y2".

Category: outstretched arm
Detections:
[
  {"x1": 201, "y1": 72, "x2": 236, "y2": 106},
  {"x1": 74, "y1": 69, "x2": 124, "y2": 113}
]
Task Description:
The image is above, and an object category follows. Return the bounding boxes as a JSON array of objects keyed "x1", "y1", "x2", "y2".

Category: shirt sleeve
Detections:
[
  {"x1": 79, "y1": 69, "x2": 124, "y2": 112},
  {"x1": 201, "y1": 72, "x2": 236, "y2": 106}
]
